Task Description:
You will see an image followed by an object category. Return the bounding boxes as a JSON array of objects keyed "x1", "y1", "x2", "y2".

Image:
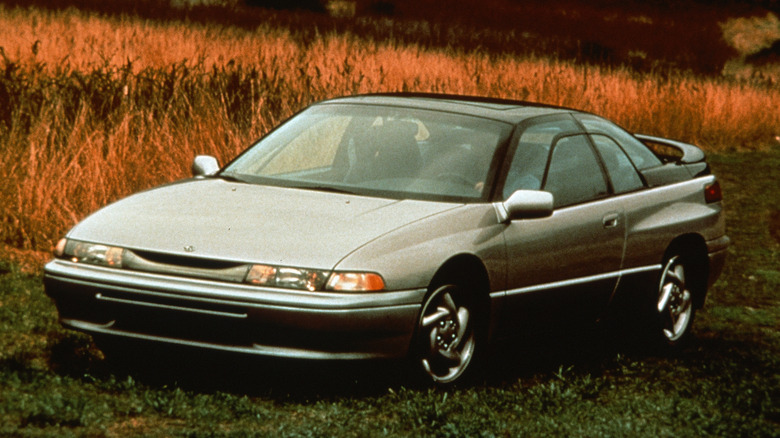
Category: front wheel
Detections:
[
  {"x1": 415, "y1": 284, "x2": 479, "y2": 385},
  {"x1": 656, "y1": 255, "x2": 695, "y2": 346}
]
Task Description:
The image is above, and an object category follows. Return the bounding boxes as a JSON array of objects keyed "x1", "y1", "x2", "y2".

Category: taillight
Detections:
[{"x1": 704, "y1": 180, "x2": 723, "y2": 203}]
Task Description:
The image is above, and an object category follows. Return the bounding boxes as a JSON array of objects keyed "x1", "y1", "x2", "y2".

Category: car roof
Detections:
[{"x1": 317, "y1": 93, "x2": 578, "y2": 125}]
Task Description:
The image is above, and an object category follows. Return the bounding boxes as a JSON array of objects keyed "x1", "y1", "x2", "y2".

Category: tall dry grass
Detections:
[{"x1": 1, "y1": 5, "x2": 779, "y2": 252}]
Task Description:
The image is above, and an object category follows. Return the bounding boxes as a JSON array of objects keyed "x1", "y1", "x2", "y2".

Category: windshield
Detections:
[{"x1": 222, "y1": 103, "x2": 513, "y2": 202}]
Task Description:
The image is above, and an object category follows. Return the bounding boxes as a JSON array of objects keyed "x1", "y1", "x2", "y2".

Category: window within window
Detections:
[
  {"x1": 575, "y1": 114, "x2": 662, "y2": 170},
  {"x1": 591, "y1": 134, "x2": 645, "y2": 194},
  {"x1": 543, "y1": 135, "x2": 608, "y2": 208},
  {"x1": 503, "y1": 119, "x2": 579, "y2": 198}
]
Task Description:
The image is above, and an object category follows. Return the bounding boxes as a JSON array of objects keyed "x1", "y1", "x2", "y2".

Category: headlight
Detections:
[
  {"x1": 246, "y1": 264, "x2": 328, "y2": 291},
  {"x1": 54, "y1": 238, "x2": 125, "y2": 268},
  {"x1": 246, "y1": 264, "x2": 385, "y2": 292}
]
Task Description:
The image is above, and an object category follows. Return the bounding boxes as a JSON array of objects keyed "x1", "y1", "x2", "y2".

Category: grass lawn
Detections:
[{"x1": 1, "y1": 147, "x2": 778, "y2": 437}]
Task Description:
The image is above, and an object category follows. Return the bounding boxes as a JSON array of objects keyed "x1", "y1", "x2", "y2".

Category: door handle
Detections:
[{"x1": 602, "y1": 213, "x2": 619, "y2": 228}]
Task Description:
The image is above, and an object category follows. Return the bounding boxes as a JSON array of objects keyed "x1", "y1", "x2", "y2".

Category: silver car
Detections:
[{"x1": 44, "y1": 94, "x2": 729, "y2": 385}]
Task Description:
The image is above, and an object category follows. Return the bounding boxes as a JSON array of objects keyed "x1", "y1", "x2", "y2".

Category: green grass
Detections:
[{"x1": 1, "y1": 148, "x2": 778, "y2": 437}]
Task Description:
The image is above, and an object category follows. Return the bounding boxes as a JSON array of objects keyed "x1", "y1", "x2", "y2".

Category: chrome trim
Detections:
[
  {"x1": 491, "y1": 265, "x2": 662, "y2": 298},
  {"x1": 95, "y1": 293, "x2": 249, "y2": 319},
  {"x1": 247, "y1": 344, "x2": 386, "y2": 360}
]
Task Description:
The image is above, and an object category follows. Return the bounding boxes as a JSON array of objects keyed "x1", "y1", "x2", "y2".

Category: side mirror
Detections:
[
  {"x1": 498, "y1": 190, "x2": 554, "y2": 222},
  {"x1": 192, "y1": 155, "x2": 220, "y2": 177}
]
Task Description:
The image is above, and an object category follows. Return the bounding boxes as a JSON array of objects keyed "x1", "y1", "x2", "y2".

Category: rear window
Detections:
[{"x1": 575, "y1": 114, "x2": 662, "y2": 170}]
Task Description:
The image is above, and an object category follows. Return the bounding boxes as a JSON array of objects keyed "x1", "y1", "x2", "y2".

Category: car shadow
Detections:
[
  {"x1": 45, "y1": 321, "x2": 719, "y2": 400},
  {"x1": 481, "y1": 322, "x2": 643, "y2": 383},
  {"x1": 47, "y1": 333, "x2": 413, "y2": 399}
]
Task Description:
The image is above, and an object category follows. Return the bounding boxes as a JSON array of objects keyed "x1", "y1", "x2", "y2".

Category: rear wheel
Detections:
[
  {"x1": 655, "y1": 255, "x2": 695, "y2": 346},
  {"x1": 416, "y1": 284, "x2": 479, "y2": 385}
]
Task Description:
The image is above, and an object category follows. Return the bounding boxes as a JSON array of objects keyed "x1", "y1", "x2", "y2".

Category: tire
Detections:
[
  {"x1": 415, "y1": 283, "x2": 481, "y2": 385},
  {"x1": 654, "y1": 254, "x2": 696, "y2": 347}
]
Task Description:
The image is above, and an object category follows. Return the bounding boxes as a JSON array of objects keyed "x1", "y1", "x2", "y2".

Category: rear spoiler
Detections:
[
  {"x1": 634, "y1": 134, "x2": 710, "y2": 186},
  {"x1": 634, "y1": 134, "x2": 706, "y2": 164}
]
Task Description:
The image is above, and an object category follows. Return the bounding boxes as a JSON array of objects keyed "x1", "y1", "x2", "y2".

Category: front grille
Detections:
[
  {"x1": 132, "y1": 250, "x2": 243, "y2": 270},
  {"x1": 122, "y1": 250, "x2": 250, "y2": 283}
]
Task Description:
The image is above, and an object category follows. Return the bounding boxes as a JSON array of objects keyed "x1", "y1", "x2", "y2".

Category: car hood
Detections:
[{"x1": 68, "y1": 178, "x2": 460, "y2": 268}]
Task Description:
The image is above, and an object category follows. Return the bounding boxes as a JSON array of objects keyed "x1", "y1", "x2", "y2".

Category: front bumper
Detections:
[{"x1": 44, "y1": 260, "x2": 425, "y2": 359}]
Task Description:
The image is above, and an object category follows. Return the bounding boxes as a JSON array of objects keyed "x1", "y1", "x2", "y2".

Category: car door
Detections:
[{"x1": 499, "y1": 129, "x2": 626, "y2": 331}]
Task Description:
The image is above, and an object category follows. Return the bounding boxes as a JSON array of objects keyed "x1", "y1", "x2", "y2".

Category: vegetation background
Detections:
[
  {"x1": 1, "y1": 0, "x2": 779, "y2": 253},
  {"x1": 0, "y1": 0, "x2": 778, "y2": 436}
]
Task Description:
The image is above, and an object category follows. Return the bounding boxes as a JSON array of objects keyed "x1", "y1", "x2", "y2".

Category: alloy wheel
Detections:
[
  {"x1": 417, "y1": 284, "x2": 476, "y2": 384},
  {"x1": 657, "y1": 255, "x2": 694, "y2": 342}
]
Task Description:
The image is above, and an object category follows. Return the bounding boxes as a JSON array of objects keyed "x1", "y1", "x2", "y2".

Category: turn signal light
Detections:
[{"x1": 327, "y1": 272, "x2": 385, "y2": 292}]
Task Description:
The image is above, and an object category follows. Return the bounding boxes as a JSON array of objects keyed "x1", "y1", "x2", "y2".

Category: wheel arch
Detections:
[
  {"x1": 663, "y1": 233, "x2": 709, "y2": 308},
  {"x1": 429, "y1": 254, "x2": 490, "y2": 293},
  {"x1": 409, "y1": 254, "x2": 492, "y2": 384},
  {"x1": 427, "y1": 254, "x2": 493, "y2": 330}
]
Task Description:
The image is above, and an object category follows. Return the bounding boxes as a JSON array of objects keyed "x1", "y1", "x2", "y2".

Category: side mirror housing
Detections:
[
  {"x1": 497, "y1": 190, "x2": 554, "y2": 222},
  {"x1": 192, "y1": 155, "x2": 220, "y2": 177}
]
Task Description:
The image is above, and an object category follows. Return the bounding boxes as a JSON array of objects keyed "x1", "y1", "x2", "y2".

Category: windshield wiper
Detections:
[
  {"x1": 215, "y1": 172, "x2": 249, "y2": 183},
  {"x1": 212, "y1": 175, "x2": 356, "y2": 194},
  {"x1": 290, "y1": 184, "x2": 357, "y2": 195}
]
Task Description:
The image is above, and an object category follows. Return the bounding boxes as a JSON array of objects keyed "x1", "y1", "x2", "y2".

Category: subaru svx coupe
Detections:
[{"x1": 44, "y1": 93, "x2": 729, "y2": 385}]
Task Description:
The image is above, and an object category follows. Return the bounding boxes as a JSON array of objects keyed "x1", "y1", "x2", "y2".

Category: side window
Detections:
[
  {"x1": 591, "y1": 135, "x2": 645, "y2": 194},
  {"x1": 575, "y1": 114, "x2": 662, "y2": 170},
  {"x1": 543, "y1": 135, "x2": 608, "y2": 208},
  {"x1": 503, "y1": 119, "x2": 579, "y2": 198}
]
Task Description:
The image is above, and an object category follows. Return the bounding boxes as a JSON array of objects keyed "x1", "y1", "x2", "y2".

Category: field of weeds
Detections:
[{"x1": 1, "y1": 4, "x2": 779, "y2": 253}]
